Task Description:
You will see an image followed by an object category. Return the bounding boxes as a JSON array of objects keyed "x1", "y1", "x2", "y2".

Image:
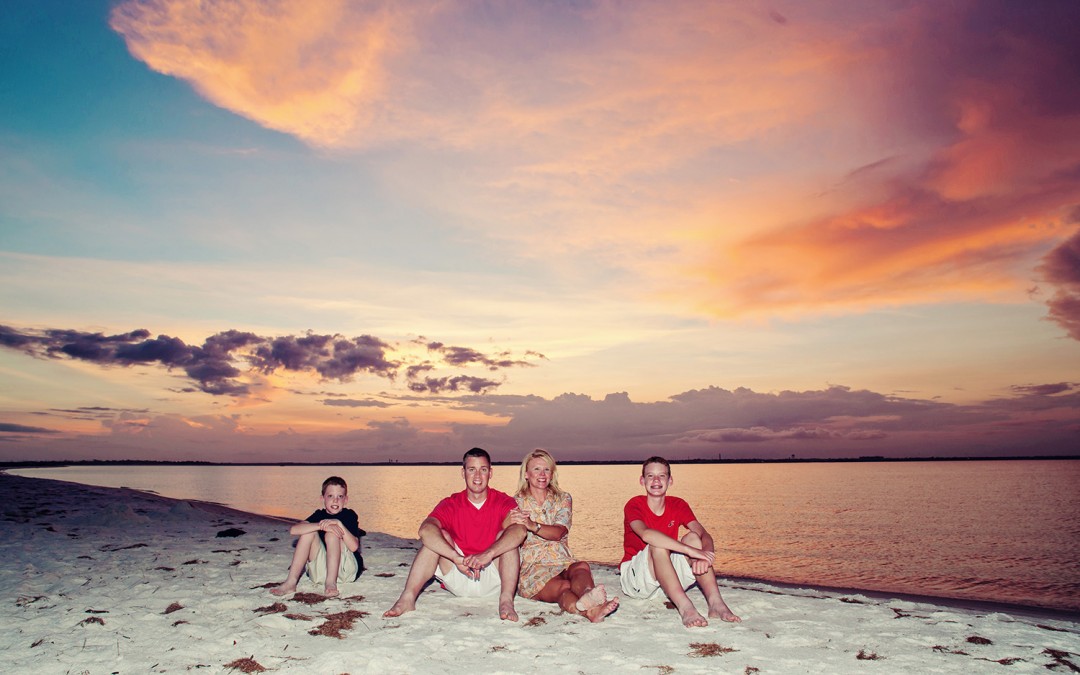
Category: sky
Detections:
[{"x1": 2, "y1": 0, "x2": 1079, "y2": 463}]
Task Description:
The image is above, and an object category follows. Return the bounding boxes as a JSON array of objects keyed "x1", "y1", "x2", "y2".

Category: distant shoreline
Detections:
[{"x1": 3, "y1": 454, "x2": 1077, "y2": 469}]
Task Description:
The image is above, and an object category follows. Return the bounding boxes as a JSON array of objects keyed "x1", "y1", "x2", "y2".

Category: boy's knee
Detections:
[{"x1": 681, "y1": 531, "x2": 702, "y2": 547}]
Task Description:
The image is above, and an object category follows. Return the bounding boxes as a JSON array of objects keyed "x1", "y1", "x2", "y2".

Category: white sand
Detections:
[{"x1": 1, "y1": 473, "x2": 1077, "y2": 675}]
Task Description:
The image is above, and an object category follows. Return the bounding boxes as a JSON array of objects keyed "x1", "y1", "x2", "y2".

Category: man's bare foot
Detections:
[
  {"x1": 499, "y1": 599, "x2": 518, "y2": 622},
  {"x1": 382, "y1": 597, "x2": 416, "y2": 618},
  {"x1": 680, "y1": 606, "x2": 709, "y2": 628},
  {"x1": 269, "y1": 582, "x2": 296, "y2": 596},
  {"x1": 584, "y1": 596, "x2": 619, "y2": 623},
  {"x1": 324, "y1": 585, "x2": 339, "y2": 598},
  {"x1": 574, "y1": 584, "x2": 606, "y2": 612}
]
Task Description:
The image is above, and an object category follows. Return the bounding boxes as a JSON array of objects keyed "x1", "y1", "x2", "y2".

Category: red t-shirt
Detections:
[
  {"x1": 621, "y1": 495, "x2": 697, "y2": 563},
  {"x1": 429, "y1": 489, "x2": 516, "y2": 557}
]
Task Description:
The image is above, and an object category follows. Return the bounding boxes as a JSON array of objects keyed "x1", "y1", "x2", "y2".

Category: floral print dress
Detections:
[{"x1": 515, "y1": 490, "x2": 576, "y2": 598}]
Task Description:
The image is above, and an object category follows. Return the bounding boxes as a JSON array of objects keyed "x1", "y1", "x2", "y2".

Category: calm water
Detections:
[{"x1": 13, "y1": 460, "x2": 1080, "y2": 613}]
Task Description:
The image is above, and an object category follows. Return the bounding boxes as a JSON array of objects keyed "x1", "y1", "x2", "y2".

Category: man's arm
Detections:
[
  {"x1": 417, "y1": 516, "x2": 463, "y2": 562},
  {"x1": 463, "y1": 518, "x2": 527, "y2": 570},
  {"x1": 629, "y1": 519, "x2": 714, "y2": 565}
]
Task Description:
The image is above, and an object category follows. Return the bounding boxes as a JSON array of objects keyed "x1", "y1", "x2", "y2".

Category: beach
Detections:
[{"x1": 2, "y1": 472, "x2": 1077, "y2": 674}]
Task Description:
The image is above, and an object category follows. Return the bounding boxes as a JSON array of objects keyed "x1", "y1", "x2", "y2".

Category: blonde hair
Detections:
[{"x1": 515, "y1": 448, "x2": 564, "y2": 499}]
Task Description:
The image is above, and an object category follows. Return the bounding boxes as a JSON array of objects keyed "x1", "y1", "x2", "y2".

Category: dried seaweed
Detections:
[
  {"x1": 308, "y1": 610, "x2": 370, "y2": 638},
  {"x1": 253, "y1": 602, "x2": 287, "y2": 615},
  {"x1": 224, "y1": 656, "x2": 267, "y2": 673},
  {"x1": 689, "y1": 642, "x2": 736, "y2": 657},
  {"x1": 164, "y1": 602, "x2": 184, "y2": 614}
]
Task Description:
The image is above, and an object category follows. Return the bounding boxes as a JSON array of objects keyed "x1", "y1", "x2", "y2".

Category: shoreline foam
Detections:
[{"x1": 2, "y1": 472, "x2": 1078, "y2": 674}]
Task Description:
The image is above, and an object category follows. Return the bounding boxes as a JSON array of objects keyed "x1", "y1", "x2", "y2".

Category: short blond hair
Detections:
[{"x1": 514, "y1": 448, "x2": 564, "y2": 499}]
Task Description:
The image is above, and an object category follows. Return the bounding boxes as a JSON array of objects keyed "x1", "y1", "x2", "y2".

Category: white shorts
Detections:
[
  {"x1": 435, "y1": 548, "x2": 503, "y2": 598},
  {"x1": 305, "y1": 539, "x2": 359, "y2": 585},
  {"x1": 619, "y1": 546, "x2": 697, "y2": 599}
]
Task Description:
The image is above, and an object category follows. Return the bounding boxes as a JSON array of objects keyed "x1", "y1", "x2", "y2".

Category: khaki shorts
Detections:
[
  {"x1": 305, "y1": 539, "x2": 360, "y2": 584},
  {"x1": 619, "y1": 546, "x2": 696, "y2": 599}
]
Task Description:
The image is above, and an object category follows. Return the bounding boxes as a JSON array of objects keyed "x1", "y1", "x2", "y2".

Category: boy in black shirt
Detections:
[{"x1": 271, "y1": 476, "x2": 365, "y2": 598}]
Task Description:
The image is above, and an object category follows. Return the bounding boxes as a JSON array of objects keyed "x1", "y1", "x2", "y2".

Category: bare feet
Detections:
[
  {"x1": 499, "y1": 598, "x2": 518, "y2": 622},
  {"x1": 324, "y1": 585, "x2": 339, "y2": 598},
  {"x1": 680, "y1": 606, "x2": 709, "y2": 628},
  {"x1": 710, "y1": 608, "x2": 741, "y2": 622},
  {"x1": 584, "y1": 596, "x2": 619, "y2": 623},
  {"x1": 574, "y1": 584, "x2": 607, "y2": 613},
  {"x1": 382, "y1": 596, "x2": 416, "y2": 618},
  {"x1": 707, "y1": 600, "x2": 741, "y2": 622},
  {"x1": 269, "y1": 582, "x2": 296, "y2": 596}
]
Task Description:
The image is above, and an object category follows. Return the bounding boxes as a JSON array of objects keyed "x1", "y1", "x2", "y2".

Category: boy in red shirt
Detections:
[
  {"x1": 383, "y1": 448, "x2": 527, "y2": 621},
  {"x1": 621, "y1": 456, "x2": 740, "y2": 627}
]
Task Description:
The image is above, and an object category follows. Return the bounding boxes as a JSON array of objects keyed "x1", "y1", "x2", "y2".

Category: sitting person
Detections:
[
  {"x1": 383, "y1": 448, "x2": 526, "y2": 621},
  {"x1": 621, "y1": 456, "x2": 740, "y2": 627},
  {"x1": 509, "y1": 448, "x2": 619, "y2": 622},
  {"x1": 271, "y1": 475, "x2": 365, "y2": 598}
]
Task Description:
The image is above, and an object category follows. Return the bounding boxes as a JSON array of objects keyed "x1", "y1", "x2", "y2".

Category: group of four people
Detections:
[{"x1": 272, "y1": 447, "x2": 739, "y2": 628}]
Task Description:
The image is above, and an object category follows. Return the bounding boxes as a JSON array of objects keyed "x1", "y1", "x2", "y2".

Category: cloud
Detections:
[
  {"x1": 686, "y1": 1, "x2": 1080, "y2": 318},
  {"x1": 4, "y1": 381, "x2": 1076, "y2": 462},
  {"x1": 424, "y1": 341, "x2": 540, "y2": 370},
  {"x1": 408, "y1": 375, "x2": 502, "y2": 395},
  {"x1": 320, "y1": 398, "x2": 391, "y2": 408},
  {"x1": 1038, "y1": 227, "x2": 1080, "y2": 339},
  {"x1": 109, "y1": 0, "x2": 407, "y2": 147},
  {"x1": 0, "y1": 325, "x2": 536, "y2": 397},
  {"x1": 104, "y1": 0, "x2": 1080, "y2": 324},
  {"x1": 0, "y1": 423, "x2": 58, "y2": 434}
]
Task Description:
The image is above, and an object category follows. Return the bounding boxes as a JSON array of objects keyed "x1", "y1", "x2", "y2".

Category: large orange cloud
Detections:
[
  {"x1": 681, "y1": 0, "x2": 1080, "y2": 318},
  {"x1": 110, "y1": 0, "x2": 406, "y2": 146},
  {"x1": 109, "y1": 0, "x2": 1080, "y2": 322}
]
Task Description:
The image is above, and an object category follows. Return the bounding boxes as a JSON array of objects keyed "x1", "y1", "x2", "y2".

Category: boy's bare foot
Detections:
[
  {"x1": 574, "y1": 585, "x2": 606, "y2": 612},
  {"x1": 324, "y1": 585, "x2": 339, "y2": 598},
  {"x1": 680, "y1": 606, "x2": 709, "y2": 628},
  {"x1": 270, "y1": 582, "x2": 296, "y2": 596},
  {"x1": 584, "y1": 596, "x2": 619, "y2": 623},
  {"x1": 382, "y1": 597, "x2": 416, "y2": 618},
  {"x1": 709, "y1": 607, "x2": 741, "y2": 622},
  {"x1": 499, "y1": 599, "x2": 518, "y2": 622}
]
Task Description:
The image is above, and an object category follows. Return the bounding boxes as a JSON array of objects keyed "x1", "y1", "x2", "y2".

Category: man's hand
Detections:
[{"x1": 462, "y1": 549, "x2": 495, "y2": 578}]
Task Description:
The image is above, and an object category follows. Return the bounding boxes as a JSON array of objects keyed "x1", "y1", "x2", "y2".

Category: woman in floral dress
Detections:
[{"x1": 509, "y1": 449, "x2": 619, "y2": 622}]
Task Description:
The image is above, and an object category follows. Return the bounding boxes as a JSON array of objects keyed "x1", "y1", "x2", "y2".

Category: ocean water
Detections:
[{"x1": 13, "y1": 460, "x2": 1080, "y2": 613}]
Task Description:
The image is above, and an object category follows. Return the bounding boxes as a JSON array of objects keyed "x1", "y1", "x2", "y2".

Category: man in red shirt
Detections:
[
  {"x1": 621, "y1": 456, "x2": 740, "y2": 627},
  {"x1": 384, "y1": 448, "x2": 527, "y2": 621}
]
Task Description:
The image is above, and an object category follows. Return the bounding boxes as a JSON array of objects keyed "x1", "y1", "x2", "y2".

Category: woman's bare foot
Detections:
[
  {"x1": 324, "y1": 585, "x2": 339, "y2": 598},
  {"x1": 584, "y1": 596, "x2": 619, "y2": 623},
  {"x1": 269, "y1": 582, "x2": 296, "y2": 596},
  {"x1": 382, "y1": 597, "x2": 416, "y2": 618},
  {"x1": 574, "y1": 584, "x2": 606, "y2": 612},
  {"x1": 499, "y1": 599, "x2": 518, "y2": 622}
]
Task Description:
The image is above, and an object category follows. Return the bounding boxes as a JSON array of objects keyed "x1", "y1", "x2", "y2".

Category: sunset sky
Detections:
[{"x1": 2, "y1": 0, "x2": 1079, "y2": 463}]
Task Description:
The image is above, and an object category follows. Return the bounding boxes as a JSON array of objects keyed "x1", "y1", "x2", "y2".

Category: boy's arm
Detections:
[
  {"x1": 288, "y1": 520, "x2": 323, "y2": 536},
  {"x1": 686, "y1": 520, "x2": 715, "y2": 553},
  {"x1": 685, "y1": 519, "x2": 716, "y2": 574},
  {"x1": 629, "y1": 519, "x2": 715, "y2": 565}
]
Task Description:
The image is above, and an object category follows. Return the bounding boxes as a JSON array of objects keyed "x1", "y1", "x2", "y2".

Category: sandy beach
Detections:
[{"x1": 2, "y1": 472, "x2": 1077, "y2": 674}]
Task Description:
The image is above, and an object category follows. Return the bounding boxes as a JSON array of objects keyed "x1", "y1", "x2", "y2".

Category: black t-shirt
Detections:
[
  {"x1": 306, "y1": 507, "x2": 367, "y2": 541},
  {"x1": 306, "y1": 507, "x2": 366, "y2": 578}
]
